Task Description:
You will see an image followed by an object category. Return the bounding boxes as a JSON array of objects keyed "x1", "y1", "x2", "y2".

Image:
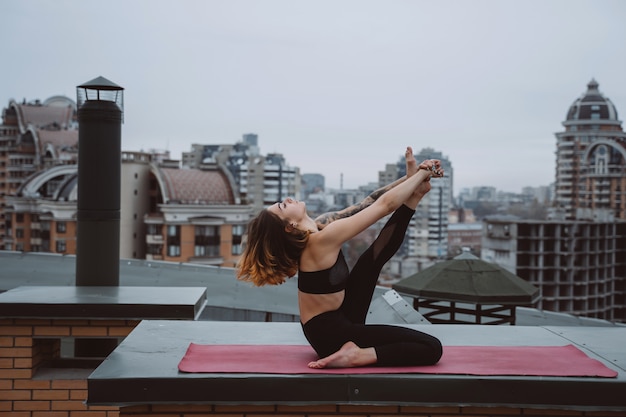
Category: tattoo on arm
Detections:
[
  {"x1": 315, "y1": 199, "x2": 373, "y2": 229},
  {"x1": 368, "y1": 184, "x2": 393, "y2": 201},
  {"x1": 314, "y1": 178, "x2": 400, "y2": 229},
  {"x1": 315, "y1": 213, "x2": 340, "y2": 228}
]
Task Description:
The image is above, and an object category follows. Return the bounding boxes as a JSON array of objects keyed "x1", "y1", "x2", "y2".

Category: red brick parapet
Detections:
[
  {"x1": 0, "y1": 317, "x2": 137, "y2": 417},
  {"x1": 0, "y1": 285, "x2": 207, "y2": 417}
]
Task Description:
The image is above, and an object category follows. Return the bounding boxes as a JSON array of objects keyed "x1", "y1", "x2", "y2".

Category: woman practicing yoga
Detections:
[{"x1": 237, "y1": 147, "x2": 443, "y2": 368}]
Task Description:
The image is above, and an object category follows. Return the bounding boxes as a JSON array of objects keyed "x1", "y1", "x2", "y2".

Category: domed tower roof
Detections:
[{"x1": 565, "y1": 79, "x2": 620, "y2": 125}]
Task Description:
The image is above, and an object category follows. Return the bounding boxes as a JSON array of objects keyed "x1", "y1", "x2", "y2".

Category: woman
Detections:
[{"x1": 237, "y1": 147, "x2": 443, "y2": 368}]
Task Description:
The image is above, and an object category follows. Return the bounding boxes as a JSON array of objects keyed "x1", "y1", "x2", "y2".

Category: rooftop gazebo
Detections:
[{"x1": 393, "y1": 252, "x2": 540, "y2": 325}]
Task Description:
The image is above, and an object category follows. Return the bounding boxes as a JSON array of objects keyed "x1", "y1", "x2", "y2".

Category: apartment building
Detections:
[
  {"x1": 555, "y1": 79, "x2": 626, "y2": 221},
  {"x1": 482, "y1": 217, "x2": 626, "y2": 323},
  {"x1": 182, "y1": 133, "x2": 301, "y2": 214},
  {"x1": 373, "y1": 148, "x2": 455, "y2": 280},
  {"x1": 5, "y1": 148, "x2": 251, "y2": 266},
  {"x1": 0, "y1": 96, "x2": 78, "y2": 249},
  {"x1": 1, "y1": 94, "x2": 254, "y2": 266},
  {"x1": 144, "y1": 162, "x2": 251, "y2": 267}
]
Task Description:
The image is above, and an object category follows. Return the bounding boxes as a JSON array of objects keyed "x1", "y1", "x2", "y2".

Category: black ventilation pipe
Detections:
[{"x1": 75, "y1": 76, "x2": 124, "y2": 287}]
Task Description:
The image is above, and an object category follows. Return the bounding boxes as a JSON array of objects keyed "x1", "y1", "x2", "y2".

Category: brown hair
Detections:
[{"x1": 236, "y1": 209, "x2": 310, "y2": 286}]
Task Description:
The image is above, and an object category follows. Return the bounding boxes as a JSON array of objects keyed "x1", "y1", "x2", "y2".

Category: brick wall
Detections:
[
  {"x1": 0, "y1": 317, "x2": 139, "y2": 417},
  {"x1": 118, "y1": 404, "x2": 626, "y2": 417}
]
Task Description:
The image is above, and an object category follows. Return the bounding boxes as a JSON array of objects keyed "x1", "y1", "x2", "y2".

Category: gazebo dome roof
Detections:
[{"x1": 393, "y1": 252, "x2": 539, "y2": 305}]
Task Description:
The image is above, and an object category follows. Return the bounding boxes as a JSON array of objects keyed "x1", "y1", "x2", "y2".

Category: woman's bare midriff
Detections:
[{"x1": 298, "y1": 290, "x2": 345, "y2": 324}]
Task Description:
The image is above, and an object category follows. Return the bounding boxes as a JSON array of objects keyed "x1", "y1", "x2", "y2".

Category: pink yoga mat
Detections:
[{"x1": 177, "y1": 343, "x2": 617, "y2": 377}]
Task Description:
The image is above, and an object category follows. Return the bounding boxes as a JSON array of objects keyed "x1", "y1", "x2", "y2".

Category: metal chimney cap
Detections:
[{"x1": 78, "y1": 76, "x2": 124, "y2": 91}]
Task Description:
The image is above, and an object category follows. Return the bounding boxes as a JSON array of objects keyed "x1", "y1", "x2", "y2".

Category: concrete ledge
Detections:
[
  {"x1": 0, "y1": 286, "x2": 207, "y2": 319},
  {"x1": 86, "y1": 320, "x2": 626, "y2": 411}
]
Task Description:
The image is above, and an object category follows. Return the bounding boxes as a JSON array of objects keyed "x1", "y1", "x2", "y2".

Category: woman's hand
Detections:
[{"x1": 418, "y1": 159, "x2": 444, "y2": 178}]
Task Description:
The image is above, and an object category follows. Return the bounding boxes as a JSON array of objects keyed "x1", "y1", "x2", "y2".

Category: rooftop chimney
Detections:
[{"x1": 75, "y1": 76, "x2": 124, "y2": 286}]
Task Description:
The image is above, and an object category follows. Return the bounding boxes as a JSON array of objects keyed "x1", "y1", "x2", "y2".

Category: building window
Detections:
[
  {"x1": 56, "y1": 221, "x2": 66, "y2": 233},
  {"x1": 594, "y1": 145, "x2": 608, "y2": 175},
  {"x1": 167, "y1": 225, "x2": 181, "y2": 257},
  {"x1": 232, "y1": 224, "x2": 244, "y2": 255},
  {"x1": 167, "y1": 245, "x2": 181, "y2": 257},
  {"x1": 147, "y1": 224, "x2": 162, "y2": 235},
  {"x1": 56, "y1": 240, "x2": 66, "y2": 253},
  {"x1": 495, "y1": 249, "x2": 508, "y2": 259},
  {"x1": 147, "y1": 245, "x2": 163, "y2": 255},
  {"x1": 194, "y1": 225, "x2": 220, "y2": 257},
  {"x1": 16, "y1": 213, "x2": 24, "y2": 223}
]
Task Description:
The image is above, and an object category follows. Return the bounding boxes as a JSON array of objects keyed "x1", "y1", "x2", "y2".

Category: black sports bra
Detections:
[{"x1": 297, "y1": 251, "x2": 349, "y2": 294}]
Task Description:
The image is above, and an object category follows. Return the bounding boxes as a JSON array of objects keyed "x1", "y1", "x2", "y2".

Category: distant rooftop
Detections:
[{"x1": 1, "y1": 250, "x2": 622, "y2": 328}]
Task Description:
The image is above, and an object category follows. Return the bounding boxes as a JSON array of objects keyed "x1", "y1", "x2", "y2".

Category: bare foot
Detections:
[
  {"x1": 307, "y1": 342, "x2": 377, "y2": 369},
  {"x1": 405, "y1": 147, "x2": 417, "y2": 177},
  {"x1": 403, "y1": 151, "x2": 434, "y2": 209}
]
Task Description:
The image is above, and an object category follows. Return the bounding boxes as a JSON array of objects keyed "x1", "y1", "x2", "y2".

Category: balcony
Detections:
[{"x1": 146, "y1": 234, "x2": 163, "y2": 244}]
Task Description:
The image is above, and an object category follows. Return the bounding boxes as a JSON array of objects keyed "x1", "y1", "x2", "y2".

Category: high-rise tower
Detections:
[
  {"x1": 554, "y1": 80, "x2": 626, "y2": 221},
  {"x1": 384, "y1": 147, "x2": 452, "y2": 264}
]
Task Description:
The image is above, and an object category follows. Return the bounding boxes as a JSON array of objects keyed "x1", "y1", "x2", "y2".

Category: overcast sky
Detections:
[{"x1": 2, "y1": 0, "x2": 625, "y2": 194}]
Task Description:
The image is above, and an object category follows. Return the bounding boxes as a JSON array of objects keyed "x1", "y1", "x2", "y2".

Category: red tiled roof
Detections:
[
  {"x1": 38, "y1": 130, "x2": 78, "y2": 150},
  {"x1": 160, "y1": 168, "x2": 234, "y2": 205},
  {"x1": 18, "y1": 104, "x2": 74, "y2": 129}
]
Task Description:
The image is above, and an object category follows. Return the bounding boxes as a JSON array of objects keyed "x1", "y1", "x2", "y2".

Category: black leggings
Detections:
[{"x1": 301, "y1": 204, "x2": 443, "y2": 366}]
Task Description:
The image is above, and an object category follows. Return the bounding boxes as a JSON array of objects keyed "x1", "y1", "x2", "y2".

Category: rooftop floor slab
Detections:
[{"x1": 87, "y1": 320, "x2": 626, "y2": 411}]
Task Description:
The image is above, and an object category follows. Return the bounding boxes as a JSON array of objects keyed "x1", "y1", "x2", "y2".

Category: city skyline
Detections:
[{"x1": 2, "y1": 0, "x2": 625, "y2": 195}]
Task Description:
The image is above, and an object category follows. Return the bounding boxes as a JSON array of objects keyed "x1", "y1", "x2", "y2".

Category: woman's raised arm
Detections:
[
  {"x1": 313, "y1": 176, "x2": 404, "y2": 229},
  {"x1": 313, "y1": 164, "x2": 441, "y2": 251},
  {"x1": 314, "y1": 147, "x2": 431, "y2": 230}
]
